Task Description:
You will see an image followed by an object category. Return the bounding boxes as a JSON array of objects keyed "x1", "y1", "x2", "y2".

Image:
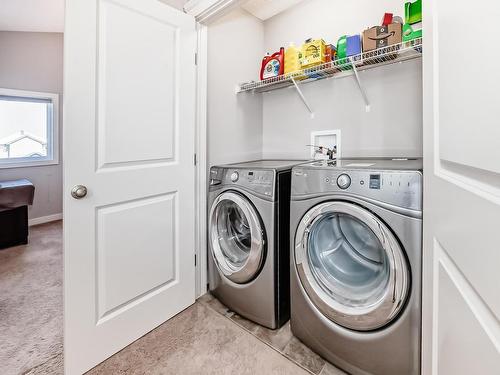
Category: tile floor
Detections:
[{"x1": 200, "y1": 294, "x2": 346, "y2": 375}]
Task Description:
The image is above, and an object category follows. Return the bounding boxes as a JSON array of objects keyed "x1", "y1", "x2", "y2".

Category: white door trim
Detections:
[
  {"x1": 184, "y1": 0, "x2": 245, "y2": 23},
  {"x1": 195, "y1": 22, "x2": 208, "y2": 297},
  {"x1": 190, "y1": 0, "x2": 243, "y2": 299},
  {"x1": 190, "y1": 0, "x2": 235, "y2": 297}
]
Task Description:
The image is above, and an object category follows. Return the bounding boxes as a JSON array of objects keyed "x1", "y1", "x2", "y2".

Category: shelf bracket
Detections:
[
  {"x1": 350, "y1": 60, "x2": 371, "y2": 112},
  {"x1": 291, "y1": 77, "x2": 315, "y2": 119}
]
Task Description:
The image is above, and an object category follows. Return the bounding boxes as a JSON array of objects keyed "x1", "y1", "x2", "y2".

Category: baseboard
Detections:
[{"x1": 29, "y1": 213, "x2": 63, "y2": 226}]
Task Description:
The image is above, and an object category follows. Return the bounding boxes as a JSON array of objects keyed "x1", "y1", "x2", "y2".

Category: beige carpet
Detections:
[{"x1": 0, "y1": 221, "x2": 63, "y2": 375}]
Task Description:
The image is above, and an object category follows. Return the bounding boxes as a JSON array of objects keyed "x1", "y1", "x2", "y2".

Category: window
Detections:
[{"x1": 0, "y1": 88, "x2": 59, "y2": 168}]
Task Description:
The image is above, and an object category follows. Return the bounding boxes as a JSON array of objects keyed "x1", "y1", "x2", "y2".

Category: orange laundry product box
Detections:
[
  {"x1": 362, "y1": 23, "x2": 402, "y2": 52},
  {"x1": 325, "y1": 44, "x2": 336, "y2": 62}
]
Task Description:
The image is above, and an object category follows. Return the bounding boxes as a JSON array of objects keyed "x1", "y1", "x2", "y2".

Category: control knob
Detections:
[
  {"x1": 230, "y1": 171, "x2": 239, "y2": 182},
  {"x1": 337, "y1": 174, "x2": 351, "y2": 189}
]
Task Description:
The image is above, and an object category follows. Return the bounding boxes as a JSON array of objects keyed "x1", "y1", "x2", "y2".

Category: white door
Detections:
[
  {"x1": 63, "y1": 0, "x2": 196, "y2": 373},
  {"x1": 423, "y1": 1, "x2": 500, "y2": 374}
]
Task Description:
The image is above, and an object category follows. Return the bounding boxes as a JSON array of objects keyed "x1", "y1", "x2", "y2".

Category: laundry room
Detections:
[
  {"x1": 1, "y1": 0, "x2": 498, "y2": 374},
  {"x1": 204, "y1": 1, "x2": 424, "y2": 374}
]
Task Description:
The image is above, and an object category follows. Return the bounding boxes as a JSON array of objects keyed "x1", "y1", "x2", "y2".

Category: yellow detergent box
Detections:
[
  {"x1": 284, "y1": 43, "x2": 307, "y2": 79},
  {"x1": 300, "y1": 38, "x2": 327, "y2": 69},
  {"x1": 285, "y1": 43, "x2": 302, "y2": 74}
]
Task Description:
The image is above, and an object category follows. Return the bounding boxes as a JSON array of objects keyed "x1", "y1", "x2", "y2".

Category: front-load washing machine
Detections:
[
  {"x1": 208, "y1": 160, "x2": 303, "y2": 329},
  {"x1": 290, "y1": 159, "x2": 422, "y2": 375}
]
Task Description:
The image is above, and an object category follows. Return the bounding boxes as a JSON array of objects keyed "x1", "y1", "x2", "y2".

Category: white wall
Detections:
[
  {"x1": 207, "y1": 8, "x2": 264, "y2": 166},
  {"x1": 0, "y1": 31, "x2": 63, "y2": 220},
  {"x1": 261, "y1": 0, "x2": 423, "y2": 159}
]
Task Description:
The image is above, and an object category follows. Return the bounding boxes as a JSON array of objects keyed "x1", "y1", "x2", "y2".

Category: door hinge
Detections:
[
  {"x1": 194, "y1": 153, "x2": 197, "y2": 166},
  {"x1": 194, "y1": 253, "x2": 197, "y2": 266},
  {"x1": 195, "y1": 53, "x2": 198, "y2": 66}
]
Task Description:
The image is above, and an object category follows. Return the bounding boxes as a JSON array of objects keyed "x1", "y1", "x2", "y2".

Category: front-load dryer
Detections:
[
  {"x1": 208, "y1": 160, "x2": 303, "y2": 329},
  {"x1": 290, "y1": 158, "x2": 422, "y2": 375}
]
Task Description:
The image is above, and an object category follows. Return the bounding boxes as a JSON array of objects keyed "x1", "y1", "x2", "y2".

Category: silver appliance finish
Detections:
[
  {"x1": 290, "y1": 158, "x2": 422, "y2": 375},
  {"x1": 208, "y1": 160, "x2": 302, "y2": 329}
]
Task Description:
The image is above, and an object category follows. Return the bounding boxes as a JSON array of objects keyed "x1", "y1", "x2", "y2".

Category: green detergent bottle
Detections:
[
  {"x1": 405, "y1": 0, "x2": 422, "y2": 25},
  {"x1": 403, "y1": 0, "x2": 422, "y2": 43}
]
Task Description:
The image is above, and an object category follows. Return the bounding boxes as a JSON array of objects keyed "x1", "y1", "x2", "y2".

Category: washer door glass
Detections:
[
  {"x1": 216, "y1": 199, "x2": 252, "y2": 268},
  {"x1": 295, "y1": 201, "x2": 410, "y2": 331},
  {"x1": 210, "y1": 191, "x2": 265, "y2": 284}
]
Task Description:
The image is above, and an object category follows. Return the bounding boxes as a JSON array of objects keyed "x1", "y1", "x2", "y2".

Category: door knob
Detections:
[{"x1": 71, "y1": 185, "x2": 88, "y2": 199}]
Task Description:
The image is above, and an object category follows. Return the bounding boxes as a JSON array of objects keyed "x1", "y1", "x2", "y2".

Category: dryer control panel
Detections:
[
  {"x1": 291, "y1": 167, "x2": 422, "y2": 212},
  {"x1": 210, "y1": 167, "x2": 275, "y2": 199}
]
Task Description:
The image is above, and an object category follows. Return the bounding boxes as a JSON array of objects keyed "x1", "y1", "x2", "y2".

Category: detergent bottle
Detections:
[
  {"x1": 260, "y1": 47, "x2": 285, "y2": 80},
  {"x1": 284, "y1": 43, "x2": 302, "y2": 75}
]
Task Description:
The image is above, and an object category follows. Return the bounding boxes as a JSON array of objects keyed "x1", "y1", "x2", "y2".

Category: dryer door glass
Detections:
[
  {"x1": 308, "y1": 212, "x2": 390, "y2": 308},
  {"x1": 210, "y1": 191, "x2": 265, "y2": 284},
  {"x1": 295, "y1": 201, "x2": 410, "y2": 331}
]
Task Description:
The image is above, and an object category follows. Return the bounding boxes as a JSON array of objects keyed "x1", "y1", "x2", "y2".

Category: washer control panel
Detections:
[
  {"x1": 210, "y1": 167, "x2": 275, "y2": 199},
  {"x1": 337, "y1": 174, "x2": 351, "y2": 189}
]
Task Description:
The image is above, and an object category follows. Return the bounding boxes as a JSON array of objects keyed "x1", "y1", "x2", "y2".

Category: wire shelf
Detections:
[{"x1": 237, "y1": 38, "x2": 422, "y2": 94}]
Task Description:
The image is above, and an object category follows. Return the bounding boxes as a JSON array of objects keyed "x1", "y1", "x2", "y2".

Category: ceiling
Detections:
[
  {"x1": 0, "y1": 0, "x2": 302, "y2": 32},
  {"x1": 241, "y1": 0, "x2": 306, "y2": 21},
  {"x1": 0, "y1": 0, "x2": 65, "y2": 33}
]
